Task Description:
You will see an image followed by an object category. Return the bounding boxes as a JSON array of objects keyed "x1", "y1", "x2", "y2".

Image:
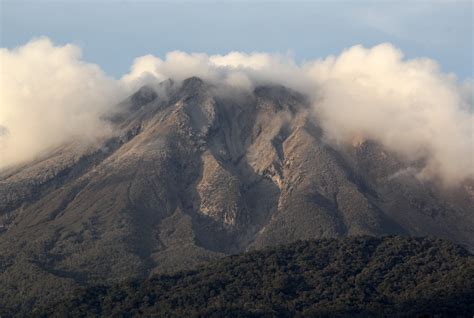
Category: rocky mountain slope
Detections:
[
  {"x1": 38, "y1": 236, "x2": 474, "y2": 318},
  {"x1": 0, "y1": 77, "x2": 473, "y2": 313}
]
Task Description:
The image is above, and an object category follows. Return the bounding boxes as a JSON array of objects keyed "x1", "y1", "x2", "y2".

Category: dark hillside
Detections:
[{"x1": 40, "y1": 236, "x2": 474, "y2": 317}]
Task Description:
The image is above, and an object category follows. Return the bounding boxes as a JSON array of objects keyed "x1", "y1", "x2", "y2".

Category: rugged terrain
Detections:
[{"x1": 0, "y1": 77, "x2": 473, "y2": 313}]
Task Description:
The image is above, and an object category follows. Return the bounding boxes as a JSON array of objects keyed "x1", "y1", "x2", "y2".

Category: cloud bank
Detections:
[
  {"x1": 0, "y1": 38, "x2": 125, "y2": 169},
  {"x1": 1, "y1": 37, "x2": 472, "y2": 185}
]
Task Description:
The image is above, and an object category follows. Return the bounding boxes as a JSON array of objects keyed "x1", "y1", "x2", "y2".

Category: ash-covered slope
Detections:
[{"x1": 0, "y1": 77, "x2": 473, "y2": 313}]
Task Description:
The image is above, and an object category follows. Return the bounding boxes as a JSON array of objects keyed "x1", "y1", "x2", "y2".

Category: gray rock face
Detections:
[{"x1": 0, "y1": 77, "x2": 473, "y2": 313}]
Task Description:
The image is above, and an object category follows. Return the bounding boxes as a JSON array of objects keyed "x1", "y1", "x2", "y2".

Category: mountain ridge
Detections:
[{"x1": 0, "y1": 77, "x2": 473, "y2": 313}]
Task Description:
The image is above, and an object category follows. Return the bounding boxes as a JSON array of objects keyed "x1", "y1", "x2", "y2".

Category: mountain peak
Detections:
[
  {"x1": 1, "y1": 79, "x2": 473, "y2": 315},
  {"x1": 181, "y1": 76, "x2": 206, "y2": 91},
  {"x1": 130, "y1": 85, "x2": 158, "y2": 108}
]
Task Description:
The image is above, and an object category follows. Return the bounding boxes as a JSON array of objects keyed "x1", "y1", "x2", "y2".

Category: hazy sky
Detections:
[{"x1": 1, "y1": 0, "x2": 473, "y2": 79}]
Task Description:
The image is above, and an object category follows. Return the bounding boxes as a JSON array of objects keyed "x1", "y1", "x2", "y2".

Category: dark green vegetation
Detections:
[{"x1": 41, "y1": 236, "x2": 474, "y2": 317}]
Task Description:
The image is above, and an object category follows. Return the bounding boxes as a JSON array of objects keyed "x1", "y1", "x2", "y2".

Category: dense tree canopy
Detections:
[{"x1": 38, "y1": 236, "x2": 473, "y2": 317}]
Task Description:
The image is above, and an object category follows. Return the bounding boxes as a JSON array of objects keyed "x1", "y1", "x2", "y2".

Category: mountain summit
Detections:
[{"x1": 0, "y1": 78, "x2": 473, "y2": 313}]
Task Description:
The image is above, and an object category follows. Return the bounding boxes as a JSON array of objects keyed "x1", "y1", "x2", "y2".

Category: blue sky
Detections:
[{"x1": 1, "y1": 0, "x2": 473, "y2": 79}]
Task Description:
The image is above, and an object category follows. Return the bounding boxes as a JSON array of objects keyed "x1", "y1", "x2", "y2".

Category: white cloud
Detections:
[
  {"x1": 0, "y1": 37, "x2": 125, "y2": 168},
  {"x1": 1, "y1": 38, "x2": 472, "y2": 185},
  {"x1": 304, "y1": 44, "x2": 473, "y2": 184}
]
